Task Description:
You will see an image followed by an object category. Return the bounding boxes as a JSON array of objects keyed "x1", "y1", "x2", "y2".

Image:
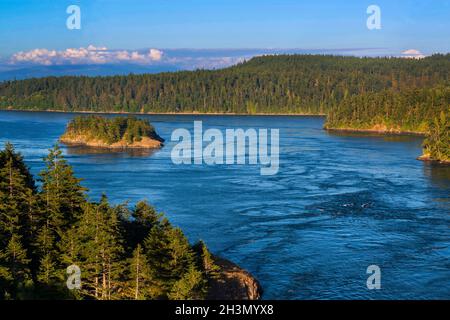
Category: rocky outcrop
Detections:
[
  {"x1": 207, "y1": 256, "x2": 263, "y2": 300},
  {"x1": 60, "y1": 135, "x2": 164, "y2": 149},
  {"x1": 418, "y1": 154, "x2": 450, "y2": 165}
]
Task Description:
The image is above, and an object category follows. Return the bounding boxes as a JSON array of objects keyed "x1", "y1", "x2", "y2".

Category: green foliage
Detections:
[
  {"x1": 423, "y1": 111, "x2": 450, "y2": 162},
  {"x1": 0, "y1": 144, "x2": 36, "y2": 299},
  {"x1": 143, "y1": 219, "x2": 206, "y2": 299},
  {"x1": 1, "y1": 54, "x2": 448, "y2": 115},
  {"x1": 0, "y1": 142, "x2": 35, "y2": 191},
  {"x1": 126, "y1": 244, "x2": 155, "y2": 300},
  {"x1": 0, "y1": 142, "x2": 212, "y2": 300},
  {"x1": 62, "y1": 115, "x2": 162, "y2": 145},
  {"x1": 168, "y1": 265, "x2": 206, "y2": 300},
  {"x1": 199, "y1": 240, "x2": 221, "y2": 279},
  {"x1": 40, "y1": 144, "x2": 86, "y2": 225},
  {"x1": 73, "y1": 195, "x2": 125, "y2": 299},
  {"x1": 325, "y1": 87, "x2": 449, "y2": 161},
  {"x1": 325, "y1": 87, "x2": 449, "y2": 132},
  {"x1": 0, "y1": 234, "x2": 33, "y2": 299}
]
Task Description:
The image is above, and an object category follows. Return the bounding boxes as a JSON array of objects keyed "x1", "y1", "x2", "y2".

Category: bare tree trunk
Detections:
[
  {"x1": 135, "y1": 250, "x2": 140, "y2": 300},
  {"x1": 102, "y1": 249, "x2": 106, "y2": 299},
  {"x1": 9, "y1": 159, "x2": 13, "y2": 197},
  {"x1": 108, "y1": 259, "x2": 111, "y2": 300}
]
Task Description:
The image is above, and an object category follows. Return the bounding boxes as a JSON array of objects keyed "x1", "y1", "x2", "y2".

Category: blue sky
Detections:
[{"x1": 0, "y1": 0, "x2": 449, "y2": 71}]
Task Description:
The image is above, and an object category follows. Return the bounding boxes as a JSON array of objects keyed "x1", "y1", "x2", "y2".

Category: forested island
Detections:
[
  {"x1": 0, "y1": 143, "x2": 261, "y2": 299},
  {"x1": 60, "y1": 115, "x2": 164, "y2": 149},
  {"x1": 325, "y1": 87, "x2": 449, "y2": 163},
  {"x1": 0, "y1": 54, "x2": 449, "y2": 162}
]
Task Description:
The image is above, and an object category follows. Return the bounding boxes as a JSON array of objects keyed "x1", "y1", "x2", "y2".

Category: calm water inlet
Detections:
[{"x1": 0, "y1": 110, "x2": 449, "y2": 299}]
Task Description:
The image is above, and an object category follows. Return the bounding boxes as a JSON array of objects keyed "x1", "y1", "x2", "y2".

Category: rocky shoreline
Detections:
[
  {"x1": 208, "y1": 256, "x2": 263, "y2": 300},
  {"x1": 3, "y1": 107, "x2": 325, "y2": 117},
  {"x1": 60, "y1": 135, "x2": 164, "y2": 149},
  {"x1": 324, "y1": 126, "x2": 426, "y2": 136},
  {"x1": 417, "y1": 154, "x2": 450, "y2": 165}
]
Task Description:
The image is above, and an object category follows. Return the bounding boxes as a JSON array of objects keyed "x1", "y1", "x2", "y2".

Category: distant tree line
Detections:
[
  {"x1": 63, "y1": 115, "x2": 163, "y2": 145},
  {"x1": 0, "y1": 143, "x2": 219, "y2": 299}
]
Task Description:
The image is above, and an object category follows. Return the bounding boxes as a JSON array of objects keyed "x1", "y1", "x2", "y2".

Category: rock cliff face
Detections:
[{"x1": 207, "y1": 256, "x2": 263, "y2": 300}]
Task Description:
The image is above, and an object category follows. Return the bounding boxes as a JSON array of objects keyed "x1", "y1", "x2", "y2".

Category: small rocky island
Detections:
[{"x1": 60, "y1": 115, "x2": 164, "y2": 149}]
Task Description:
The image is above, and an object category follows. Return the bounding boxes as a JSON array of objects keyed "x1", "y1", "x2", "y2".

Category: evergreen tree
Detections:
[
  {"x1": 76, "y1": 195, "x2": 124, "y2": 300},
  {"x1": 144, "y1": 219, "x2": 206, "y2": 299},
  {"x1": 127, "y1": 244, "x2": 155, "y2": 300},
  {"x1": 143, "y1": 218, "x2": 173, "y2": 296},
  {"x1": 35, "y1": 145, "x2": 87, "y2": 287},
  {"x1": 0, "y1": 143, "x2": 37, "y2": 241},
  {"x1": 423, "y1": 111, "x2": 450, "y2": 162},
  {"x1": 195, "y1": 240, "x2": 220, "y2": 279},
  {"x1": 39, "y1": 144, "x2": 86, "y2": 227},
  {"x1": 0, "y1": 143, "x2": 35, "y2": 299},
  {"x1": 0, "y1": 143, "x2": 213, "y2": 300},
  {"x1": 168, "y1": 265, "x2": 206, "y2": 300},
  {"x1": 0, "y1": 142, "x2": 35, "y2": 191},
  {"x1": 133, "y1": 200, "x2": 159, "y2": 228},
  {"x1": 0, "y1": 234, "x2": 32, "y2": 299}
]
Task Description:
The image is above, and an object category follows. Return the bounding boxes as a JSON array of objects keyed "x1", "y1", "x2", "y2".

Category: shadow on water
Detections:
[
  {"x1": 64, "y1": 145, "x2": 159, "y2": 158},
  {"x1": 326, "y1": 129, "x2": 424, "y2": 141},
  {"x1": 423, "y1": 162, "x2": 450, "y2": 189}
]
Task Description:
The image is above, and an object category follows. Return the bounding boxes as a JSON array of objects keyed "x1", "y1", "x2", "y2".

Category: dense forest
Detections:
[
  {"x1": 325, "y1": 86, "x2": 449, "y2": 132},
  {"x1": 0, "y1": 143, "x2": 220, "y2": 299},
  {"x1": 62, "y1": 115, "x2": 164, "y2": 145},
  {"x1": 0, "y1": 54, "x2": 448, "y2": 115},
  {"x1": 0, "y1": 54, "x2": 449, "y2": 160},
  {"x1": 325, "y1": 86, "x2": 450, "y2": 162}
]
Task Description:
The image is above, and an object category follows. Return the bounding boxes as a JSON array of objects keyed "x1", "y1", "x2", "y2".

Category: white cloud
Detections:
[
  {"x1": 401, "y1": 49, "x2": 426, "y2": 59},
  {"x1": 10, "y1": 45, "x2": 164, "y2": 65},
  {"x1": 8, "y1": 46, "x2": 244, "y2": 70},
  {"x1": 87, "y1": 45, "x2": 108, "y2": 51},
  {"x1": 149, "y1": 49, "x2": 163, "y2": 61},
  {"x1": 402, "y1": 49, "x2": 421, "y2": 55}
]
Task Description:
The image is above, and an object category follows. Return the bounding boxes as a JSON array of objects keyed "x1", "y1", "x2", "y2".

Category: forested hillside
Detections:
[
  {"x1": 0, "y1": 143, "x2": 220, "y2": 299},
  {"x1": 0, "y1": 54, "x2": 448, "y2": 114},
  {"x1": 325, "y1": 86, "x2": 449, "y2": 132}
]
